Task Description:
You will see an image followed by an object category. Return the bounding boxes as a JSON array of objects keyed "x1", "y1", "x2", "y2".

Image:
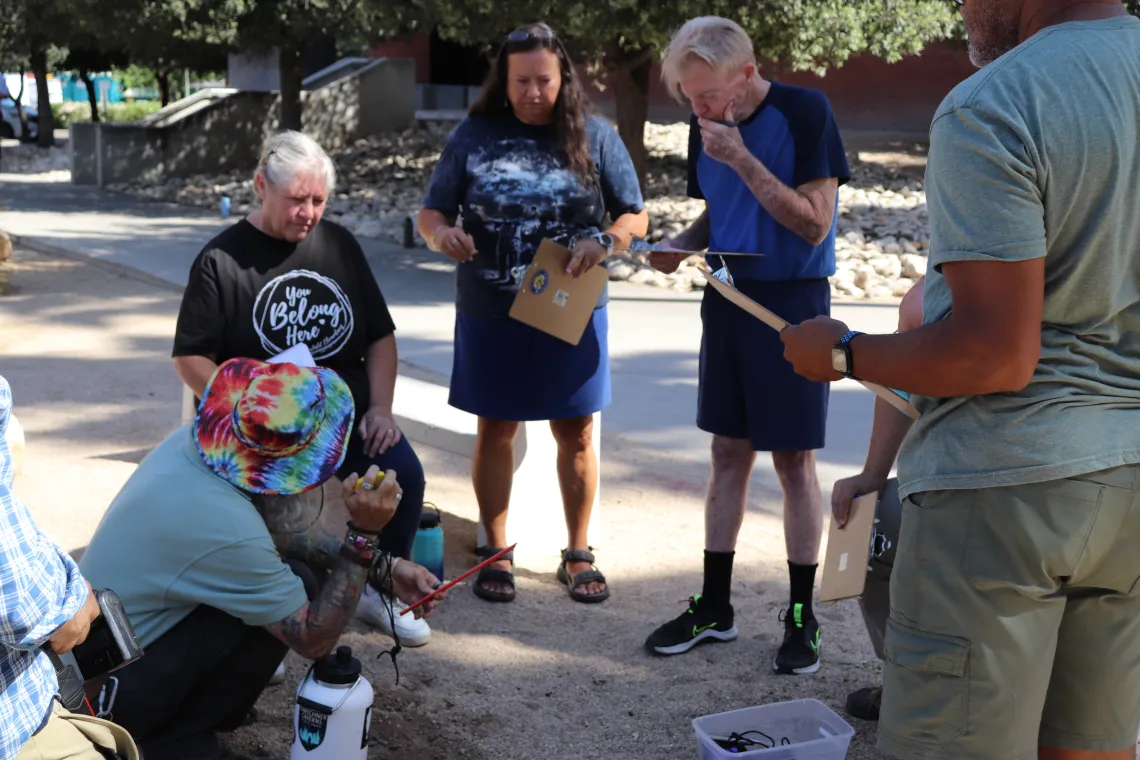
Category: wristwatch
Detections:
[
  {"x1": 832, "y1": 330, "x2": 863, "y2": 379},
  {"x1": 592, "y1": 232, "x2": 615, "y2": 256}
]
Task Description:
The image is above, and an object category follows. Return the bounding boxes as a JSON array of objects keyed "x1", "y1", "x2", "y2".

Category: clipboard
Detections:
[
  {"x1": 509, "y1": 238, "x2": 608, "y2": 345},
  {"x1": 697, "y1": 264, "x2": 920, "y2": 420},
  {"x1": 819, "y1": 492, "x2": 878, "y2": 602}
]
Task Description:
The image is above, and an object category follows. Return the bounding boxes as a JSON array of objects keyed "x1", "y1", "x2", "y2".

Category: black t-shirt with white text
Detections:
[{"x1": 172, "y1": 219, "x2": 396, "y2": 414}]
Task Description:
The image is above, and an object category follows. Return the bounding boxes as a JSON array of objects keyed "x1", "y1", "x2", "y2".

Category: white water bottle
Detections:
[{"x1": 289, "y1": 646, "x2": 374, "y2": 759}]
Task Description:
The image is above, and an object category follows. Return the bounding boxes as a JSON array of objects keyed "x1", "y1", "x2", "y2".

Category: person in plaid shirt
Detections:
[{"x1": 0, "y1": 375, "x2": 137, "y2": 760}]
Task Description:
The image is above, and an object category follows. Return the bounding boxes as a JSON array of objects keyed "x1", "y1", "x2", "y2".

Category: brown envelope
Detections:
[
  {"x1": 819, "y1": 492, "x2": 878, "y2": 602},
  {"x1": 509, "y1": 238, "x2": 609, "y2": 345}
]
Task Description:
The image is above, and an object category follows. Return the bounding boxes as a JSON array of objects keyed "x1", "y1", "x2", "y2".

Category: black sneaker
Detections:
[
  {"x1": 645, "y1": 594, "x2": 738, "y2": 656},
  {"x1": 845, "y1": 685, "x2": 882, "y2": 721},
  {"x1": 772, "y1": 602, "x2": 821, "y2": 674}
]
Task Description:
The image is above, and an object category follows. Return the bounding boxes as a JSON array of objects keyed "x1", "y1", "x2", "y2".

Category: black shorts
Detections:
[{"x1": 697, "y1": 277, "x2": 831, "y2": 452}]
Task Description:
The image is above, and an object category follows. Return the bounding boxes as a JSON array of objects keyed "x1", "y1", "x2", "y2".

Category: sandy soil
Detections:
[{"x1": 2, "y1": 247, "x2": 889, "y2": 759}]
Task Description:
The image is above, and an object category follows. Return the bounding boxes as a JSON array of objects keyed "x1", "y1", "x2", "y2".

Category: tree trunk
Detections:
[
  {"x1": 278, "y1": 46, "x2": 303, "y2": 131},
  {"x1": 157, "y1": 70, "x2": 171, "y2": 106},
  {"x1": 14, "y1": 66, "x2": 26, "y2": 132},
  {"x1": 81, "y1": 70, "x2": 101, "y2": 123},
  {"x1": 31, "y1": 45, "x2": 54, "y2": 148},
  {"x1": 604, "y1": 42, "x2": 653, "y2": 193}
]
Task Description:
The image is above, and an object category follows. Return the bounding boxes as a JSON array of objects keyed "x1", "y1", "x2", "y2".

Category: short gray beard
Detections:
[{"x1": 966, "y1": 4, "x2": 1022, "y2": 67}]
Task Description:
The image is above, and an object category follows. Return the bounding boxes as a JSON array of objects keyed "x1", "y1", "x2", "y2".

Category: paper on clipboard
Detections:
[
  {"x1": 697, "y1": 264, "x2": 920, "y2": 420},
  {"x1": 267, "y1": 343, "x2": 316, "y2": 367}
]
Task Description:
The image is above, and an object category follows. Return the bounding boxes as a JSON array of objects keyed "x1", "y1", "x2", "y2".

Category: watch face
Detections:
[
  {"x1": 596, "y1": 232, "x2": 614, "y2": 248},
  {"x1": 831, "y1": 347, "x2": 848, "y2": 374}
]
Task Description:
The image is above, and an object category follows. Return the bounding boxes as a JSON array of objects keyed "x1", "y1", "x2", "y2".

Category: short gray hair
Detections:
[
  {"x1": 661, "y1": 16, "x2": 756, "y2": 103},
  {"x1": 255, "y1": 130, "x2": 337, "y2": 192}
]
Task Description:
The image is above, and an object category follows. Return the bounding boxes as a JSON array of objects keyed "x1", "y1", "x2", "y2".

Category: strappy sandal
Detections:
[
  {"x1": 473, "y1": 547, "x2": 516, "y2": 603},
  {"x1": 556, "y1": 547, "x2": 610, "y2": 604}
]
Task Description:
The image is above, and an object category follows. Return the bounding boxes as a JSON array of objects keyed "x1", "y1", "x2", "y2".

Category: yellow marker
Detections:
[{"x1": 355, "y1": 472, "x2": 386, "y2": 491}]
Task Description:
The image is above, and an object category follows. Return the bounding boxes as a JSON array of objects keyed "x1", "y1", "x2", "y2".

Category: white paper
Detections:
[{"x1": 267, "y1": 343, "x2": 316, "y2": 367}]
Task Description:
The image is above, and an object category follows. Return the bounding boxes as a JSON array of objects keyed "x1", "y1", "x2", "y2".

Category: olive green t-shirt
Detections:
[{"x1": 898, "y1": 16, "x2": 1140, "y2": 500}]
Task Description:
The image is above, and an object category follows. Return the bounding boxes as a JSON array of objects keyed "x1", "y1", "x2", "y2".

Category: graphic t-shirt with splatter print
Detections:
[{"x1": 422, "y1": 112, "x2": 645, "y2": 317}]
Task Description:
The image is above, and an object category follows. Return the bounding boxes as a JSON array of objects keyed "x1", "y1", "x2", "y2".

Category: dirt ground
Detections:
[{"x1": 2, "y1": 247, "x2": 888, "y2": 759}]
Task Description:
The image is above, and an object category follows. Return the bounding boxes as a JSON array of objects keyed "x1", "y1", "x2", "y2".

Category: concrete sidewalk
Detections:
[{"x1": 0, "y1": 174, "x2": 901, "y2": 497}]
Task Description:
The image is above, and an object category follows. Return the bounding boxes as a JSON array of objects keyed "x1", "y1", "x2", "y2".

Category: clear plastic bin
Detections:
[{"x1": 693, "y1": 698, "x2": 855, "y2": 759}]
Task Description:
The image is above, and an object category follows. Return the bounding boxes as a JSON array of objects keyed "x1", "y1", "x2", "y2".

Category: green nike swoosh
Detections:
[{"x1": 692, "y1": 623, "x2": 717, "y2": 637}]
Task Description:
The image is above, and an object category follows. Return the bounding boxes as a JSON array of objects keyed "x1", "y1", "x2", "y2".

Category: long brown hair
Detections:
[{"x1": 469, "y1": 22, "x2": 597, "y2": 189}]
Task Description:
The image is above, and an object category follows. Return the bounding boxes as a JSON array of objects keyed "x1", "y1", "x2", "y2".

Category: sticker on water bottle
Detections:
[{"x1": 298, "y1": 704, "x2": 329, "y2": 750}]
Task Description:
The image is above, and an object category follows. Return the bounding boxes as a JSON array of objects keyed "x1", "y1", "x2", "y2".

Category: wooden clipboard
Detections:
[
  {"x1": 509, "y1": 239, "x2": 608, "y2": 345},
  {"x1": 819, "y1": 492, "x2": 878, "y2": 602},
  {"x1": 698, "y1": 264, "x2": 920, "y2": 420}
]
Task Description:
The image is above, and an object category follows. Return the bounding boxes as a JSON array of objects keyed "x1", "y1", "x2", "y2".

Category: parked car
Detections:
[{"x1": 0, "y1": 99, "x2": 39, "y2": 141}]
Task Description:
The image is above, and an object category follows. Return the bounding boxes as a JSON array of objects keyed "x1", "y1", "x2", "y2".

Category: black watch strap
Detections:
[{"x1": 837, "y1": 330, "x2": 863, "y2": 379}]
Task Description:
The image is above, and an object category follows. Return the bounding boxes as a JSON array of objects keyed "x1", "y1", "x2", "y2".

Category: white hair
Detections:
[
  {"x1": 255, "y1": 130, "x2": 337, "y2": 192},
  {"x1": 661, "y1": 16, "x2": 756, "y2": 103}
]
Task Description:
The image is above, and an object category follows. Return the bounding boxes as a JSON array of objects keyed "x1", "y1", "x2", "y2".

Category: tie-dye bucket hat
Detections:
[{"x1": 194, "y1": 358, "x2": 355, "y2": 495}]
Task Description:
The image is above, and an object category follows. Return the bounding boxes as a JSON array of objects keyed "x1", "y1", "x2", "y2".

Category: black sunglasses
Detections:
[{"x1": 506, "y1": 26, "x2": 555, "y2": 45}]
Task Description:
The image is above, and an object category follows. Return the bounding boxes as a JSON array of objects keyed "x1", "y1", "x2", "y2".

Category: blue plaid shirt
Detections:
[{"x1": 0, "y1": 376, "x2": 90, "y2": 759}]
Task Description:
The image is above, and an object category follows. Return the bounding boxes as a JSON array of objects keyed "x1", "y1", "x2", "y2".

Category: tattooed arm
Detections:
[
  {"x1": 264, "y1": 465, "x2": 402, "y2": 660},
  {"x1": 269, "y1": 529, "x2": 345, "y2": 573},
  {"x1": 263, "y1": 542, "x2": 371, "y2": 661}
]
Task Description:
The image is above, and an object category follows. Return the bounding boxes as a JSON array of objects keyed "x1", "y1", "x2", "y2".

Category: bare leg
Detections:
[
  {"x1": 1039, "y1": 747, "x2": 1134, "y2": 760},
  {"x1": 473, "y1": 417, "x2": 518, "y2": 596},
  {"x1": 706, "y1": 436, "x2": 756, "y2": 552},
  {"x1": 772, "y1": 450, "x2": 823, "y2": 566},
  {"x1": 549, "y1": 415, "x2": 604, "y2": 596}
]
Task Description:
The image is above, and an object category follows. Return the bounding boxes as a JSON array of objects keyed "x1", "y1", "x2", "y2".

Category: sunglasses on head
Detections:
[{"x1": 506, "y1": 26, "x2": 555, "y2": 44}]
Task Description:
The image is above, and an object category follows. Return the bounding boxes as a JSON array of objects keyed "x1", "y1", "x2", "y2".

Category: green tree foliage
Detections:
[{"x1": 392, "y1": 0, "x2": 963, "y2": 187}]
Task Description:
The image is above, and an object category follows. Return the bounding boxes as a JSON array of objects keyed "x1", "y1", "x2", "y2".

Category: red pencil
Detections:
[{"x1": 399, "y1": 543, "x2": 518, "y2": 616}]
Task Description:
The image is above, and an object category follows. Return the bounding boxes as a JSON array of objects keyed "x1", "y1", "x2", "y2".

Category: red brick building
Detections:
[{"x1": 372, "y1": 34, "x2": 977, "y2": 138}]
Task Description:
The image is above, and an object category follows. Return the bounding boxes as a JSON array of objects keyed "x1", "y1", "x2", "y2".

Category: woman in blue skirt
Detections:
[{"x1": 417, "y1": 22, "x2": 647, "y2": 605}]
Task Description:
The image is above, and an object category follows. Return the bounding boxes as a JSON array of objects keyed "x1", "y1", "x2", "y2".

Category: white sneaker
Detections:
[
  {"x1": 356, "y1": 585, "x2": 431, "y2": 647},
  {"x1": 269, "y1": 660, "x2": 286, "y2": 685}
]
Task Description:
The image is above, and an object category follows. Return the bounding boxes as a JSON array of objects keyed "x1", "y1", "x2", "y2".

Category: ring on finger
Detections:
[
  {"x1": 395, "y1": 492, "x2": 403, "y2": 501},
  {"x1": 361, "y1": 482, "x2": 374, "y2": 490}
]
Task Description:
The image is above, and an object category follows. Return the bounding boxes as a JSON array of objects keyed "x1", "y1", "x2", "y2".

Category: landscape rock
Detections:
[{"x1": 99, "y1": 119, "x2": 930, "y2": 301}]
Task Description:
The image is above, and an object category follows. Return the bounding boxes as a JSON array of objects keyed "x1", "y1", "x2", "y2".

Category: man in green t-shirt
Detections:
[
  {"x1": 781, "y1": 2, "x2": 1140, "y2": 758},
  {"x1": 80, "y1": 358, "x2": 444, "y2": 760}
]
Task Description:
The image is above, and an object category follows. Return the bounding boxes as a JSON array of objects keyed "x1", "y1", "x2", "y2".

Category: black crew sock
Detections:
[
  {"x1": 701, "y1": 550, "x2": 735, "y2": 609},
  {"x1": 788, "y1": 561, "x2": 818, "y2": 619}
]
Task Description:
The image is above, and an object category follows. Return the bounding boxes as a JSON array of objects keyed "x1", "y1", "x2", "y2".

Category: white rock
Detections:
[
  {"x1": 868, "y1": 284, "x2": 894, "y2": 299},
  {"x1": 901, "y1": 254, "x2": 928, "y2": 279},
  {"x1": 608, "y1": 262, "x2": 637, "y2": 281},
  {"x1": 353, "y1": 219, "x2": 383, "y2": 239},
  {"x1": 836, "y1": 281, "x2": 866, "y2": 299}
]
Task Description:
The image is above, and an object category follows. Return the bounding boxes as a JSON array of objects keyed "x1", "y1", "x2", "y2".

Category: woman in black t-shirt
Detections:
[
  {"x1": 418, "y1": 23, "x2": 648, "y2": 606},
  {"x1": 172, "y1": 130, "x2": 434, "y2": 646}
]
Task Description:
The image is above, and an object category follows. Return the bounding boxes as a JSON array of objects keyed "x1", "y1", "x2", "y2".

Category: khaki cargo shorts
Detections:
[{"x1": 878, "y1": 464, "x2": 1140, "y2": 760}]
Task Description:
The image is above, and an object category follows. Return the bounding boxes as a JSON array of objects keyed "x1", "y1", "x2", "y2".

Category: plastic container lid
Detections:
[{"x1": 313, "y1": 645, "x2": 361, "y2": 685}]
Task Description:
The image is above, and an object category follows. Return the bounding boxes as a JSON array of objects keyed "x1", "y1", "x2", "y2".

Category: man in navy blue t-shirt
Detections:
[{"x1": 644, "y1": 16, "x2": 851, "y2": 675}]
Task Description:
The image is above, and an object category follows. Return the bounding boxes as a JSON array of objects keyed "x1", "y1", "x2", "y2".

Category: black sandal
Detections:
[
  {"x1": 556, "y1": 548, "x2": 610, "y2": 604},
  {"x1": 473, "y1": 547, "x2": 516, "y2": 603}
]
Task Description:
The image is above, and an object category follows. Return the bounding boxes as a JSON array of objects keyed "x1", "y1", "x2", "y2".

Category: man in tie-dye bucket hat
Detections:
[
  {"x1": 194, "y1": 357, "x2": 355, "y2": 495},
  {"x1": 76, "y1": 358, "x2": 447, "y2": 760}
]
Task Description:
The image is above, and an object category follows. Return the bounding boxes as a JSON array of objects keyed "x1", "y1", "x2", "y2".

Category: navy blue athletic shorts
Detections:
[{"x1": 697, "y1": 277, "x2": 831, "y2": 452}]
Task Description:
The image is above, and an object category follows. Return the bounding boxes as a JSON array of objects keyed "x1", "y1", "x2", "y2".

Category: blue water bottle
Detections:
[
  {"x1": 412, "y1": 504, "x2": 445, "y2": 582},
  {"x1": 220, "y1": 196, "x2": 231, "y2": 218}
]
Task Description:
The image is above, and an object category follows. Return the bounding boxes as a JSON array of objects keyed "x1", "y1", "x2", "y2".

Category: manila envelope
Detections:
[
  {"x1": 697, "y1": 263, "x2": 920, "y2": 420},
  {"x1": 509, "y1": 238, "x2": 609, "y2": 346},
  {"x1": 819, "y1": 492, "x2": 878, "y2": 602}
]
